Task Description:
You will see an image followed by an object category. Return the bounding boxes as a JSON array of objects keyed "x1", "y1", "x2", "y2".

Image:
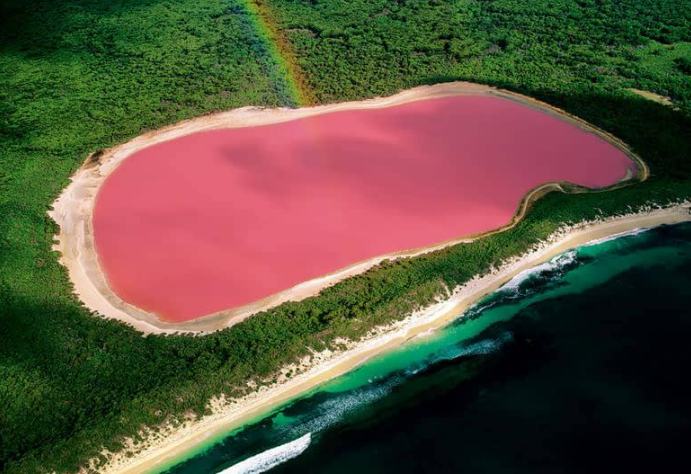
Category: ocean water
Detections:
[{"x1": 162, "y1": 222, "x2": 691, "y2": 474}]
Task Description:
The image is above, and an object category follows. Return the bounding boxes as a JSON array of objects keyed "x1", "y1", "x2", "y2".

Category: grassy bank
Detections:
[{"x1": 1, "y1": 1, "x2": 690, "y2": 473}]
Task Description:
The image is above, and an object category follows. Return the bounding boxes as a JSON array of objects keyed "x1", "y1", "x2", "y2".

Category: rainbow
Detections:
[{"x1": 244, "y1": 0, "x2": 315, "y2": 107}]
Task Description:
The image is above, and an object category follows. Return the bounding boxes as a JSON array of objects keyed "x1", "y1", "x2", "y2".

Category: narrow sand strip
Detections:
[
  {"x1": 627, "y1": 88, "x2": 675, "y2": 107},
  {"x1": 90, "y1": 203, "x2": 690, "y2": 474},
  {"x1": 50, "y1": 81, "x2": 647, "y2": 334}
]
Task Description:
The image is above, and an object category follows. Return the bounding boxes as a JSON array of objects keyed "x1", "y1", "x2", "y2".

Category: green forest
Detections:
[{"x1": 1, "y1": 0, "x2": 690, "y2": 473}]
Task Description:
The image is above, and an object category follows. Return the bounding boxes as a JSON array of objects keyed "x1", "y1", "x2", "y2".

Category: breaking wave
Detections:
[
  {"x1": 456, "y1": 250, "x2": 583, "y2": 324},
  {"x1": 584, "y1": 227, "x2": 649, "y2": 247},
  {"x1": 496, "y1": 227, "x2": 649, "y2": 299},
  {"x1": 219, "y1": 433, "x2": 312, "y2": 474},
  {"x1": 275, "y1": 333, "x2": 515, "y2": 437},
  {"x1": 461, "y1": 300, "x2": 498, "y2": 320},
  {"x1": 280, "y1": 378, "x2": 399, "y2": 437},
  {"x1": 460, "y1": 331, "x2": 514, "y2": 356},
  {"x1": 406, "y1": 332, "x2": 513, "y2": 375},
  {"x1": 498, "y1": 250, "x2": 579, "y2": 299}
]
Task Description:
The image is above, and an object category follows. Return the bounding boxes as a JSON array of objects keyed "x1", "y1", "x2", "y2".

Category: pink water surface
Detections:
[{"x1": 93, "y1": 96, "x2": 635, "y2": 322}]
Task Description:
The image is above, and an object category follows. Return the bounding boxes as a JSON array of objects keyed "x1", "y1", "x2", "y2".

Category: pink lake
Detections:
[{"x1": 93, "y1": 96, "x2": 635, "y2": 322}]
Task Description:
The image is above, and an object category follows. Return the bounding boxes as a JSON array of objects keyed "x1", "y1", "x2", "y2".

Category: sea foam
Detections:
[
  {"x1": 284, "y1": 379, "x2": 398, "y2": 436},
  {"x1": 583, "y1": 227, "x2": 649, "y2": 247},
  {"x1": 501, "y1": 250, "x2": 578, "y2": 293},
  {"x1": 219, "y1": 433, "x2": 312, "y2": 474},
  {"x1": 406, "y1": 332, "x2": 513, "y2": 376}
]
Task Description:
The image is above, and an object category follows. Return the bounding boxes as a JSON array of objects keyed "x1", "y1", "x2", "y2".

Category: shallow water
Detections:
[
  {"x1": 93, "y1": 95, "x2": 634, "y2": 321},
  {"x1": 160, "y1": 222, "x2": 691, "y2": 473}
]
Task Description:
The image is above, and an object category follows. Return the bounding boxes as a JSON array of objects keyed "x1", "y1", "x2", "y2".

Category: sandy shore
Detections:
[
  {"x1": 88, "y1": 202, "x2": 690, "y2": 474},
  {"x1": 49, "y1": 81, "x2": 646, "y2": 334}
]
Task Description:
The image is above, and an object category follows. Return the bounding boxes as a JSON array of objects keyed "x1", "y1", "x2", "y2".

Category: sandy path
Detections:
[
  {"x1": 90, "y1": 203, "x2": 690, "y2": 474},
  {"x1": 627, "y1": 88, "x2": 675, "y2": 107},
  {"x1": 49, "y1": 82, "x2": 646, "y2": 334}
]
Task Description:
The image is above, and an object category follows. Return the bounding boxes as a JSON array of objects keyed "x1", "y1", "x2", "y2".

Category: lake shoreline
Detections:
[{"x1": 49, "y1": 81, "x2": 646, "y2": 334}]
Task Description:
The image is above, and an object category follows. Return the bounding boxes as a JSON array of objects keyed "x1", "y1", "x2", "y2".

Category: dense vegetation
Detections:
[
  {"x1": 1, "y1": 0, "x2": 690, "y2": 473},
  {"x1": 270, "y1": 0, "x2": 691, "y2": 109}
]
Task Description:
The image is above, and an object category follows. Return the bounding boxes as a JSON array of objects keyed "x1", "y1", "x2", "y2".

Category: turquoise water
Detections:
[{"x1": 163, "y1": 222, "x2": 691, "y2": 474}]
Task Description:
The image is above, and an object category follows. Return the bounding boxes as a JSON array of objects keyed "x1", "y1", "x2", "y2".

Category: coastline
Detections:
[
  {"x1": 49, "y1": 81, "x2": 646, "y2": 334},
  {"x1": 91, "y1": 202, "x2": 691, "y2": 474}
]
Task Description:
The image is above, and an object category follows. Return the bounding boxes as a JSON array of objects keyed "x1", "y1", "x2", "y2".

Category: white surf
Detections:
[
  {"x1": 219, "y1": 433, "x2": 312, "y2": 474},
  {"x1": 584, "y1": 227, "x2": 648, "y2": 247},
  {"x1": 502, "y1": 250, "x2": 578, "y2": 292}
]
